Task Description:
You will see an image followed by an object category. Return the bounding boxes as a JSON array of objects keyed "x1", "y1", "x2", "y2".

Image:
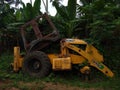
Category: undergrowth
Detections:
[{"x1": 0, "y1": 53, "x2": 120, "y2": 90}]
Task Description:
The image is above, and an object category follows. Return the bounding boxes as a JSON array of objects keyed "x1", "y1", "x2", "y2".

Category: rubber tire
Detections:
[{"x1": 22, "y1": 51, "x2": 52, "y2": 78}]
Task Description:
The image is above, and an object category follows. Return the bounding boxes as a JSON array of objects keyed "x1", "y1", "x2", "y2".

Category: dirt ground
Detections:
[
  {"x1": 43, "y1": 82, "x2": 103, "y2": 90},
  {"x1": 0, "y1": 80, "x2": 103, "y2": 90}
]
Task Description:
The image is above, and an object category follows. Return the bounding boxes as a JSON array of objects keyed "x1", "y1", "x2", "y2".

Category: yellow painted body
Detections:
[
  {"x1": 52, "y1": 57, "x2": 71, "y2": 70},
  {"x1": 48, "y1": 54, "x2": 86, "y2": 65},
  {"x1": 48, "y1": 39, "x2": 114, "y2": 77},
  {"x1": 12, "y1": 47, "x2": 23, "y2": 72},
  {"x1": 80, "y1": 66, "x2": 90, "y2": 74},
  {"x1": 12, "y1": 39, "x2": 114, "y2": 77}
]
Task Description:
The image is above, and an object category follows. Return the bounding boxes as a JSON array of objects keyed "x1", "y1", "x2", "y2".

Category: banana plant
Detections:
[
  {"x1": 0, "y1": 1, "x2": 15, "y2": 29},
  {"x1": 15, "y1": 0, "x2": 41, "y2": 22},
  {"x1": 6, "y1": 0, "x2": 42, "y2": 33},
  {"x1": 52, "y1": 0, "x2": 78, "y2": 38}
]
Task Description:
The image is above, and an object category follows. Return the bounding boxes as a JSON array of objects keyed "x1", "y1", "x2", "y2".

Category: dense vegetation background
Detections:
[{"x1": 0, "y1": 0, "x2": 120, "y2": 76}]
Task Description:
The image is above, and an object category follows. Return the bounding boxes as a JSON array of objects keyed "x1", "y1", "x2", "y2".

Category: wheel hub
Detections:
[{"x1": 33, "y1": 61, "x2": 41, "y2": 69}]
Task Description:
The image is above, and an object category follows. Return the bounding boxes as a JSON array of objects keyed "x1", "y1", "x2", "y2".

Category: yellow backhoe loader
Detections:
[{"x1": 11, "y1": 13, "x2": 114, "y2": 78}]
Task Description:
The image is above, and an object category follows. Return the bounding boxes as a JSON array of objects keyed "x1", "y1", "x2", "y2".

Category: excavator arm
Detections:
[{"x1": 63, "y1": 39, "x2": 114, "y2": 77}]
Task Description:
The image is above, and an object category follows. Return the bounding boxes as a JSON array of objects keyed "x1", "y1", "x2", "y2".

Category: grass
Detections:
[
  {"x1": 0, "y1": 53, "x2": 120, "y2": 90},
  {"x1": 0, "y1": 81, "x2": 45, "y2": 90}
]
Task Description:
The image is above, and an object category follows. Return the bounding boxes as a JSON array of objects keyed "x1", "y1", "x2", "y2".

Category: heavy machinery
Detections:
[{"x1": 12, "y1": 13, "x2": 114, "y2": 78}]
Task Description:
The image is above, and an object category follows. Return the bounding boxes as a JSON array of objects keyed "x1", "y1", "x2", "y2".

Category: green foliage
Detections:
[
  {"x1": 53, "y1": 1, "x2": 69, "y2": 21},
  {"x1": 78, "y1": 0, "x2": 120, "y2": 42},
  {"x1": 53, "y1": 0, "x2": 78, "y2": 37},
  {"x1": 67, "y1": 0, "x2": 76, "y2": 20},
  {"x1": 19, "y1": 0, "x2": 41, "y2": 22},
  {"x1": 0, "y1": 4, "x2": 15, "y2": 27},
  {"x1": 33, "y1": 0, "x2": 41, "y2": 14}
]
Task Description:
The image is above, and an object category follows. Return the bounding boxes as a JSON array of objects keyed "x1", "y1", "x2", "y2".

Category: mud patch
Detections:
[
  {"x1": 43, "y1": 82, "x2": 103, "y2": 90},
  {"x1": 0, "y1": 80, "x2": 103, "y2": 90}
]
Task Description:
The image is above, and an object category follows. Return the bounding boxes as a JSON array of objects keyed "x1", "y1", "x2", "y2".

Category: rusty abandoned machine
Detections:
[{"x1": 12, "y1": 13, "x2": 114, "y2": 78}]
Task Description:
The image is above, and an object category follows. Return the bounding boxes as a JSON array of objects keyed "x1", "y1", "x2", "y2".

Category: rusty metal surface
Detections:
[{"x1": 20, "y1": 13, "x2": 60, "y2": 52}]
